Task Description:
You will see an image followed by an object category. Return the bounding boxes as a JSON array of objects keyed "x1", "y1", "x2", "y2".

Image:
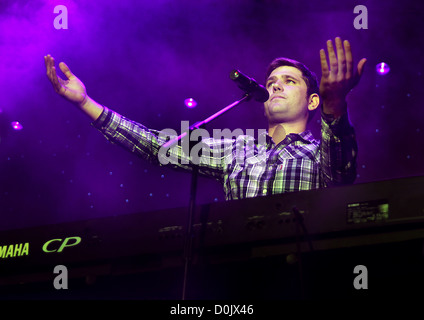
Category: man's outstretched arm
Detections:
[
  {"x1": 318, "y1": 37, "x2": 366, "y2": 186},
  {"x1": 44, "y1": 54, "x2": 104, "y2": 121},
  {"x1": 44, "y1": 54, "x2": 228, "y2": 180}
]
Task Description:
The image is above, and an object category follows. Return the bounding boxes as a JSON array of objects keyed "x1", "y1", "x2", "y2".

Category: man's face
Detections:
[{"x1": 264, "y1": 66, "x2": 310, "y2": 125}]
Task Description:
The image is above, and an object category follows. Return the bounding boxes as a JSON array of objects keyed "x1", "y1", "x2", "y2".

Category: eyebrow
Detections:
[{"x1": 266, "y1": 74, "x2": 301, "y2": 83}]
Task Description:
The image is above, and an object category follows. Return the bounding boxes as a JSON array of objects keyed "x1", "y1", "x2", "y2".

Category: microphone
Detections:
[{"x1": 230, "y1": 69, "x2": 269, "y2": 102}]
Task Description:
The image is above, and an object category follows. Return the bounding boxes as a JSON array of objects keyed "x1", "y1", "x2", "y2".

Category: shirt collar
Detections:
[{"x1": 258, "y1": 130, "x2": 316, "y2": 146}]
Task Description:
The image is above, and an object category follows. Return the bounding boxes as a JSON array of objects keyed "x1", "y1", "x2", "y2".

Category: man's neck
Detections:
[{"x1": 268, "y1": 121, "x2": 307, "y2": 145}]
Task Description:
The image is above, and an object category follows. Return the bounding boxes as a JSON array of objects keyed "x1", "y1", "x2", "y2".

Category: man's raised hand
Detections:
[
  {"x1": 319, "y1": 37, "x2": 367, "y2": 117},
  {"x1": 44, "y1": 55, "x2": 104, "y2": 121},
  {"x1": 44, "y1": 54, "x2": 87, "y2": 107}
]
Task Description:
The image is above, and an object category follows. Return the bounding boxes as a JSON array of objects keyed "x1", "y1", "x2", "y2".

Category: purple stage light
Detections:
[
  {"x1": 11, "y1": 121, "x2": 23, "y2": 130},
  {"x1": 376, "y1": 62, "x2": 390, "y2": 75},
  {"x1": 184, "y1": 98, "x2": 197, "y2": 108}
]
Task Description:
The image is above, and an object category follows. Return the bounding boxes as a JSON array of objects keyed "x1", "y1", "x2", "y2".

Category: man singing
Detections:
[{"x1": 44, "y1": 37, "x2": 366, "y2": 200}]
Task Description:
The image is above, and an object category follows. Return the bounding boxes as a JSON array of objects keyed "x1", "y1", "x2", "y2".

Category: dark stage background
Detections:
[{"x1": 1, "y1": 0, "x2": 423, "y2": 231}]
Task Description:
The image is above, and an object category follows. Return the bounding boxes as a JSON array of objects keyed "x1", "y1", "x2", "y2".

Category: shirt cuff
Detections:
[
  {"x1": 91, "y1": 106, "x2": 112, "y2": 130},
  {"x1": 321, "y1": 109, "x2": 354, "y2": 135}
]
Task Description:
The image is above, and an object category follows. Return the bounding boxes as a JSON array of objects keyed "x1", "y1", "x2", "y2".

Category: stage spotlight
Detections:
[
  {"x1": 11, "y1": 121, "x2": 23, "y2": 131},
  {"x1": 184, "y1": 98, "x2": 197, "y2": 108},
  {"x1": 376, "y1": 62, "x2": 390, "y2": 75}
]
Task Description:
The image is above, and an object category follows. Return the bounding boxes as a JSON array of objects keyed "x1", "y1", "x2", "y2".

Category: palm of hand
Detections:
[
  {"x1": 319, "y1": 38, "x2": 366, "y2": 102},
  {"x1": 45, "y1": 55, "x2": 87, "y2": 105},
  {"x1": 57, "y1": 70, "x2": 87, "y2": 105}
]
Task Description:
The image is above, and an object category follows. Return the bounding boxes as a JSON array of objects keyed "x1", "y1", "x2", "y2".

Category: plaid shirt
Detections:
[{"x1": 92, "y1": 107, "x2": 357, "y2": 200}]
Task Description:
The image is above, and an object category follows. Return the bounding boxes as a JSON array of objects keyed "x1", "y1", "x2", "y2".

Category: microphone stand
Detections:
[{"x1": 161, "y1": 92, "x2": 252, "y2": 300}]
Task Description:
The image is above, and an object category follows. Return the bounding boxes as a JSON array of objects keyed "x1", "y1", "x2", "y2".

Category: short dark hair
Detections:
[{"x1": 265, "y1": 57, "x2": 320, "y2": 122}]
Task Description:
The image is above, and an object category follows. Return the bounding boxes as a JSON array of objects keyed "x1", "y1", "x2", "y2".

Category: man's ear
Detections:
[{"x1": 308, "y1": 93, "x2": 320, "y2": 111}]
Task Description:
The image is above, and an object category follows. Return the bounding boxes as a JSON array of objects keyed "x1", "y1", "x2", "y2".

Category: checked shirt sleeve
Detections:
[
  {"x1": 320, "y1": 111, "x2": 358, "y2": 187},
  {"x1": 91, "y1": 107, "x2": 227, "y2": 180}
]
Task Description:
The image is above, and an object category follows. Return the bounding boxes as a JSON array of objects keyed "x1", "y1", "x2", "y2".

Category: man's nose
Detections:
[{"x1": 272, "y1": 81, "x2": 283, "y2": 92}]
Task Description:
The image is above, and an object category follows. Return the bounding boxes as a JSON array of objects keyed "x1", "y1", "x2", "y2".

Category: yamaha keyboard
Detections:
[{"x1": 1, "y1": 175, "x2": 424, "y2": 298}]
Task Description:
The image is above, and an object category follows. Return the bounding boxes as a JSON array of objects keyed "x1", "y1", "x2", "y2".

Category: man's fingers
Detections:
[
  {"x1": 343, "y1": 40, "x2": 353, "y2": 79},
  {"x1": 320, "y1": 38, "x2": 367, "y2": 96},
  {"x1": 335, "y1": 37, "x2": 346, "y2": 78},
  {"x1": 45, "y1": 55, "x2": 56, "y2": 82},
  {"x1": 51, "y1": 66, "x2": 63, "y2": 92},
  {"x1": 320, "y1": 49, "x2": 329, "y2": 77},
  {"x1": 59, "y1": 62, "x2": 74, "y2": 80},
  {"x1": 44, "y1": 55, "x2": 51, "y2": 79},
  {"x1": 44, "y1": 54, "x2": 68, "y2": 93},
  {"x1": 49, "y1": 59, "x2": 63, "y2": 92},
  {"x1": 352, "y1": 58, "x2": 367, "y2": 87},
  {"x1": 327, "y1": 39, "x2": 338, "y2": 75},
  {"x1": 357, "y1": 58, "x2": 367, "y2": 77}
]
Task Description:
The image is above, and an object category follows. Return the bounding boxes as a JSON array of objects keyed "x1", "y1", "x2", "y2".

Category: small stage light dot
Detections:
[
  {"x1": 184, "y1": 98, "x2": 197, "y2": 108},
  {"x1": 376, "y1": 62, "x2": 390, "y2": 75},
  {"x1": 11, "y1": 121, "x2": 23, "y2": 130}
]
